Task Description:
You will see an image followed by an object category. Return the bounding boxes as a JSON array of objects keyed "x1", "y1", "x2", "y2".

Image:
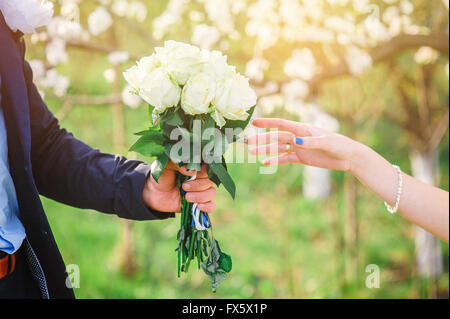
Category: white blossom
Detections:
[
  {"x1": 46, "y1": 38, "x2": 68, "y2": 66},
  {"x1": 345, "y1": 46, "x2": 373, "y2": 76},
  {"x1": 29, "y1": 59, "x2": 46, "y2": 80},
  {"x1": 111, "y1": 0, "x2": 128, "y2": 17},
  {"x1": 414, "y1": 47, "x2": 439, "y2": 65},
  {"x1": 103, "y1": 68, "x2": 116, "y2": 83},
  {"x1": 88, "y1": 6, "x2": 113, "y2": 36},
  {"x1": 153, "y1": 0, "x2": 188, "y2": 40},
  {"x1": 282, "y1": 80, "x2": 310, "y2": 102},
  {"x1": 108, "y1": 51, "x2": 130, "y2": 65},
  {"x1": 191, "y1": 24, "x2": 220, "y2": 50},
  {"x1": 47, "y1": 17, "x2": 84, "y2": 40},
  {"x1": 258, "y1": 94, "x2": 284, "y2": 115},
  {"x1": 245, "y1": 57, "x2": 269, "y2": 82},
  {"x1": 284, "y1": 49, "x2": 316, "y2": 81},
  {"x1": 40, "y1": 69, "x2": 70, "y2": 97}
]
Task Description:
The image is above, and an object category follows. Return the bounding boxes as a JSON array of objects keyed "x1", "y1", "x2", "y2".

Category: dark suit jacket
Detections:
[{"x1": 0, "y1": 13, "x2": 172, "y2": 298}]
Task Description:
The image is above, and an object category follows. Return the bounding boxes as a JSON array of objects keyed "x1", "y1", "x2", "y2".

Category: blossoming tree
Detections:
[{"x1": 27, "y1": 0, "x2": 448, "y2": 295}]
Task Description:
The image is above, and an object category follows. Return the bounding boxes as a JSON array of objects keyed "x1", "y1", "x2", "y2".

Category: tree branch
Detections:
[
  {"x1": 429, "y1": 107, "x2": 450, "y2": 151},
  {"x1": 253, "y1": 33, "x2": 449, "y2": 97},
  {"x1": 309, "y1": 34, "x2": 449, "y2": 91},
  {"x1": 64, "y1": 40, "x2": 140, "y2": 61}
]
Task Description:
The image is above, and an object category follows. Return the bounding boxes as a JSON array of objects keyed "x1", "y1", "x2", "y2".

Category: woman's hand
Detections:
[
  {"x1": 247, "y1": 117, "x2": 449, "y2": 243},
  {"x1": 247, "y1": 118, "x2": 364, "y2": 172},
  {"x1": 143, "y1": 162, "x2": 217, "y2": 214}
]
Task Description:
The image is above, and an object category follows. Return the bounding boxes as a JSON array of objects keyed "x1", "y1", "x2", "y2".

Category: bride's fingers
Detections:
[
  {"x1": 262, "y1": 153, "x2": 298, "y2": 166},
  {"x1": 252, "y1": 118, "x2": 311, "y2": 136},
  {"x1": 246, "y1": 131, "x2": 294, "y2": 145},
  {"x1": 249, "y1": 143, "x2": 292, "y2": 155},
  {"x1": 292, "y1": 135, "x2": 331, "y2": 150}
]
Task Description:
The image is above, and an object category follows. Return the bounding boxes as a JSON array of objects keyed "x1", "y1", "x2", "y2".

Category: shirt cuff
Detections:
[{"x1": 114, "y1": 161, "x2": 175, "y2": 221}]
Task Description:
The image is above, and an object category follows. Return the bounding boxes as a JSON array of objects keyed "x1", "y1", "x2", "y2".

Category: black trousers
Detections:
[{"x1": 0, "y1": 244, "x2": 42, "y2": 299}]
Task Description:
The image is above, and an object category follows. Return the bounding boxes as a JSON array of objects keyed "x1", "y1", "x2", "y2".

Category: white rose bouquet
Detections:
[{"x1": 124, "y1": 41, "x2": 256, "y2": 292}]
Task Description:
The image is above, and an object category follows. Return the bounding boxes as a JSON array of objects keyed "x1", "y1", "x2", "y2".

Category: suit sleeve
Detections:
[{"x1": 24, "y1": 61, "x2": 174, "y2": 221}]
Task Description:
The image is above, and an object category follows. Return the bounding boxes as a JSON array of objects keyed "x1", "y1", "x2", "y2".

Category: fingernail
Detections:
[
  {"x1": 295, "y1": 137, "x2": 304, "y2": 145},
  {"x1": 182, "y1": 183, "x2": 189, "y2": 191},
  {"x1": 249, "y1": 118, "x2": 254, "y2": 125}
]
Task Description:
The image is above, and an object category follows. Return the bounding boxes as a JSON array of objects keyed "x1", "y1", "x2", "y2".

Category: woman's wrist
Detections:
[{"x1": 348, "y1": 141, "x2": 374, "y2": 178}]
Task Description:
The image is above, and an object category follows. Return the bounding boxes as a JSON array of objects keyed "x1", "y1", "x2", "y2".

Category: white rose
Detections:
[
  {"x1": 122, "y1": 85, "x2": 142, "y2": 109},
  {"x1": 181, "y1": 73, "x2": 216, "y2": 115},
  {"x1": 156, "y1": 40, "x2": 208, "y2": 85},
  {"x1": 137, "y1": 54, "x2": 161, "y2": 74},
  {"x1": 123, "y1": 54, "x2": 161, "y2": 92},
  {"x1": 206, "y1": 50, "x2": 234, "y2": 80},
  {"x1": 213, "y1": 72, "x2": 257, "y2": 126},
  {"x1": 0, "y1": 0, "x2": 53, "y2": 34},
  {"x1": 123, "y1": 65, "x2": 145, "y2": 93},
  {"x1": 139, "y1": 68, "x2": 181, "y2": 114}
]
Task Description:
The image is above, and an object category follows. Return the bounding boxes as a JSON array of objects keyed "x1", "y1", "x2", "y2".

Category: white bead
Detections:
[{"x1": 384, "y1": 165, "x2": 402, "y2": 214}]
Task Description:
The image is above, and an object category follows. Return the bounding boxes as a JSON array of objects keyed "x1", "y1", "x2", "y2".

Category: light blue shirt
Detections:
[{"x1": 0, "y1": 75, "x2": 26, "y2": 254}]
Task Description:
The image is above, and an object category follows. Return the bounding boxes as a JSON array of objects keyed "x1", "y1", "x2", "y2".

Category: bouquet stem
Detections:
[{"x1": 175, "y1": 174, "x2": 232, "y2": 292}]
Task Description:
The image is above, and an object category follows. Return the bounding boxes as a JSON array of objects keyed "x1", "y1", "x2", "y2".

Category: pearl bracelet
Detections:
[{"x1": 384, "y1": 165, "x2": 402, "y2": 214}]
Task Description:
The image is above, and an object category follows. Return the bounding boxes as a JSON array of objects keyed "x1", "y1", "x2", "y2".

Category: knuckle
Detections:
[{"x1": 185, "y1": 193, "x2": 195, "y2": 202}]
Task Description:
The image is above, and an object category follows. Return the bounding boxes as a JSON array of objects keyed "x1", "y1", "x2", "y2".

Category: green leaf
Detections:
[
  {"x1": 151, "y1": 153, "x2": 169, "y2": 182},
  {"x1": 216, "y1": 241, "x2": 232, "y2": 273},
  {"x1": 134, "y1": 130, "x2": 150, "y2": 136},
  {"x1": 207, "y1": 165, "x2": 221, "y2": 187},
  {"x1": 219, "y1": 252, "x2": 232, "y2": 273},
  {"x1": 211, "y1": 271, "x2": 227, "y2": 293},
  {"x1": 209, "y1": 161, "x2": 236, "y2": 199},
  {"x1": 211, "y1": 109, "x2": 226, "y2": 128},
  {"x1": 161, "y1": 109, "x2": 184, "y2": 127},
  {"x1": 148, "y1": 104, "x2": 155, "y2": 124},
  {"x1": 133, "y1": 127, "x2": 165, "y2": 138},
  {"x1": 129, "y1": 134, "x2": 165, "y2": 158},
  {"x1": 200, "y1": 240, "x2": 230, "y2": 293},
  {"x1": 187, "y1": 162, "x2": 202, "y2": 172}
]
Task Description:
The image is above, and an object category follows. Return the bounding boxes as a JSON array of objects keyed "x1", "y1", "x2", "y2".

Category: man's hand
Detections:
[{"x1": 142, "y1": 161, "x2": 217, "y2": 213}]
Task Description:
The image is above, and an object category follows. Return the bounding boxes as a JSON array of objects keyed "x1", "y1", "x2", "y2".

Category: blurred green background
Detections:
[{"x1": 24, "y1": 0, "x2": 449, "y2": 298}]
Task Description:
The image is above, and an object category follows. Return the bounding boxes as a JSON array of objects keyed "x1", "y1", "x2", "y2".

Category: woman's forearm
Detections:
[{"x1": 350, "y1": 143, "x2": 449, "y2": 243}]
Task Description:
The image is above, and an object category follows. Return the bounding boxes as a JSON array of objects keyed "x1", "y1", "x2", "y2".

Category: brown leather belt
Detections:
[{"x1": 0, "y1": 252, "x2": 16, "y2": 280}]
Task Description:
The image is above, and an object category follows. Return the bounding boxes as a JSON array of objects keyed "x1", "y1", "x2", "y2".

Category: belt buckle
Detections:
[{"x1": 0, "y1": 252, "x2": 16, "y2": 279}]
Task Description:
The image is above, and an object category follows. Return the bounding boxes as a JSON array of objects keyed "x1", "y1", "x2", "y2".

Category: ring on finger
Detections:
[{"x1": 286, "y1": 144, "x2": 291, "y2": 153}]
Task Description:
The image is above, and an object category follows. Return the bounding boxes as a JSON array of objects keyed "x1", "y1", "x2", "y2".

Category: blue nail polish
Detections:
[
  {"x1": 249, "y1": 118, "x2": 254, "y2": 125},
  {"x1": 295, "y1": 137, "x2": 303, "y2": 145}
]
